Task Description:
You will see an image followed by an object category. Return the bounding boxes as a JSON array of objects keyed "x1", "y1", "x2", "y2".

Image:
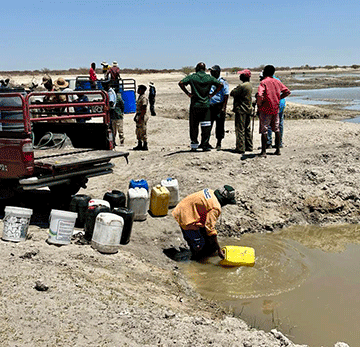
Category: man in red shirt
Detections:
[
  {"x1": 89, "y1": 62, "x2": 97, "y2": 90},
  {"x1": 256, "y1": 65, "x2": 291, "y2": 157}
]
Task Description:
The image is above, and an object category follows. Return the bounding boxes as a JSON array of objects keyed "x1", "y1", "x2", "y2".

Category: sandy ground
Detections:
[{"x1": 1, "y1": 71, "x2": 359, "y2": 347}]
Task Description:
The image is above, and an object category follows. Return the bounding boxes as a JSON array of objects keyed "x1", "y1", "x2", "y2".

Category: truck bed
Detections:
[{"x1": 34, "y1": 148, "x2": 128, "y2": 172}]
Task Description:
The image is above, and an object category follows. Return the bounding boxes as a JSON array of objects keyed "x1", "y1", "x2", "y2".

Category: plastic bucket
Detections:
[
  {"x1": 91, "y1": 212, "x2": 124, "y2": 254},
  {"x1": 2, "y1": 206, "x2": 33, "y2": 242},
  {"x1": 48, "y1": 209, "x2": 78, "y2": 245}
]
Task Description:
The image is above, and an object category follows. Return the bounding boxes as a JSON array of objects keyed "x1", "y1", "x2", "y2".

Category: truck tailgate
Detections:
[{"x1": 34, "y1": 148, "x2": 129, "y2": 172}]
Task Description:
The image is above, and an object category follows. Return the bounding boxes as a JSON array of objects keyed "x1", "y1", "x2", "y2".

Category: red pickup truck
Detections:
[{"x1": 0, "y1": 88, "x2": 129, "y2": 200}]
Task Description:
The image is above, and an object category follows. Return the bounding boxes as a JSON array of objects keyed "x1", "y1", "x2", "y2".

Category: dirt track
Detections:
[{"x1": 1, "y1": 70, "x2": 359, "y2": 346}]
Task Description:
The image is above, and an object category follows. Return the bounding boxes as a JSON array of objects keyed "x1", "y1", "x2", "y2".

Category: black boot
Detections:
[
  {"x1": 133, "y1": 141, "x2": 142, "y2": 150},
  {"x1": 142, "y1": 141, "x2": 148, "y2": 151}
]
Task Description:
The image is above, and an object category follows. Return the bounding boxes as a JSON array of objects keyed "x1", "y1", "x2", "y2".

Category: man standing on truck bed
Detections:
[{"x1": 107, "y1": 61, "x2": 121, "y2": 92}]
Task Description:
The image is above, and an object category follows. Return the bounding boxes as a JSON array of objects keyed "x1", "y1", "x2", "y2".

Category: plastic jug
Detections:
[
  {"x1": 160, "y1": 177, "x2": 179, "y2": 207},
  {"x1": 112, "y1": 207, "x2": 134, "y2": 245},
  {"x1": 127, "y1": 187, "x2": 149, "y2": 221},
  {"x1": 69, "y1": 194, "x2": 92, "y2": 228},
  {"x1": 149, "y1": 185, "x2": 170, "y2": 216},
  {"x1": 91, "y1": 212, "x2": 124, "y2": 254},
  {"x1": 84, "y1": 204, "x2": 111, "y2": 241},
  {"x1": 129, "y1": 179, "x2": 149, "y2": 191},
  {"x1": 103, "y1": 190, "x2": 126, "y2": 209}
]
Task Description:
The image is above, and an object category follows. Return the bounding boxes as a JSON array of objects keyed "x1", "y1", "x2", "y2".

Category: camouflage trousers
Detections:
[{"x1": 135, "y1": 114, "x2": 149, "y2": 141}]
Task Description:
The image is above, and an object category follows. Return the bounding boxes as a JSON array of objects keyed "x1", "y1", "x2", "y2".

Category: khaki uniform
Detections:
[{"x1": 135, "y1": 94, "x2": 149, "y2": 141}]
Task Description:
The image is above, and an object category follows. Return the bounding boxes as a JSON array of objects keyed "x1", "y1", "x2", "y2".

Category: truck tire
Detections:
[
  {"x1": 49, "y1": 177, "x2": 88, "y2": 198},
  {"x1": 0, "y1": 181, "x2": 18, "y2": 200}
]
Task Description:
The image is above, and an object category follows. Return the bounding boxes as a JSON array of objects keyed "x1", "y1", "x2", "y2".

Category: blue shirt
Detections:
[
  {"x1": 274, "y1": 76, "x2": 286, "y2": 113},
  {"x1": 210, "y1": 76, "x2": 229, "y2": 105}
]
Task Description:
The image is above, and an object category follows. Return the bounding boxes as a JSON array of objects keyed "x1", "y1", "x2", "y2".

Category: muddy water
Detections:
[{"x1": 180, "y1": 225, "x2": 360, "y2": 347}]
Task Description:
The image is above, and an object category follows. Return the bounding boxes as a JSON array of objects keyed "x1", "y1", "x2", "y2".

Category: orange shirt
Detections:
[{"x1": 172, "y1": 189, "x2": 221, "y2": 236}]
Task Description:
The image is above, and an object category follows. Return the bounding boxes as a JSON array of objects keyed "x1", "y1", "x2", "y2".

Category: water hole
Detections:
[{"x1": 180, "y1": 224, "x2": 360, "y2": 347}]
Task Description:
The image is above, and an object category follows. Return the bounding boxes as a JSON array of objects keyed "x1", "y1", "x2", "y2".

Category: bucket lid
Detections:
[
  {"x1": 5, "y1": 206, "x2": 33, "y2": 216},
  {"x1": 50, "y1": 209, "x2": 78, "y2": 218}
]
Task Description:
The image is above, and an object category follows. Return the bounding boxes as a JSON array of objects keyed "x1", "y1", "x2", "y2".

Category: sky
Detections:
[{"x1": 1, "y1": 0, "x2": 359, "y2": 71}]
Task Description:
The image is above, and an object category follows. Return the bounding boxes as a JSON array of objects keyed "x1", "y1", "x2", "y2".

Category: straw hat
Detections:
[
  {"x1": 112, "y1": 61, "x2": 118, "y2": 66},
  {"x1": 54, "y1": 77, "x2": 69, "y2": 89}
]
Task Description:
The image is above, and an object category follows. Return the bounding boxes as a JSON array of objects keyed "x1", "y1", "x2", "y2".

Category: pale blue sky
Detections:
[{"x1": 1, "y1": 0, "x2": 359, "y2": 71}]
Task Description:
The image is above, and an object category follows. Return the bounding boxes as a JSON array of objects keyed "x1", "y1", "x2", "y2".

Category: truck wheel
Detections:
[{"x1": 49, "y1": 177, "x2": 88, "y2": 198}]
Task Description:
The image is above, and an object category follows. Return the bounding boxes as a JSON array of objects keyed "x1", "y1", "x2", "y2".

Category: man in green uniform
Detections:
[
  {"x1": 179, "y1": 62, "x2": 223, "y2": 151},
  {"x1": 230, "y1": 69, "x2": 253, "y2": 154}
]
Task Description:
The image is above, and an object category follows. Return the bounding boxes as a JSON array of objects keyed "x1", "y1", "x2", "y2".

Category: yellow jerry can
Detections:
[
  {"x1": 149, "y1": 185, "x2": 170, "y2": 216},
  {"x1": 219, "y1": 246, "x2": 255, "y2": 267}
]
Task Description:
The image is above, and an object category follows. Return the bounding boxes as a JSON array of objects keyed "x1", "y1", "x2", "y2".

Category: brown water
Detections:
[{"x1": 180, "y1": 225, "x2": 360, "y2": 347}]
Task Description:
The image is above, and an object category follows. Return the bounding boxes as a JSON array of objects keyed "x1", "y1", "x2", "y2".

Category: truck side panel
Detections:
[{"x1": 0, "y1": 137, "x2": 34, "y2": 178}]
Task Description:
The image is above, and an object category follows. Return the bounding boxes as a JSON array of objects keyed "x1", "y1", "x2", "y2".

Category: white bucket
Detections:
[
  {"x1": 91, "y1": 212, "x2": 124, "y2": 254},
  {"x1": 161, "y1": 177, "x2": 180, "y2": 207},
  {"x1": 48, "y1": 209, "x2": 78, "y2": 245},
  {"x1": 127, "y1": 187, "x2": 149, "y2": 221},
  {"x1": 2, "y1": 206, "x2": 33, "y2": 242},
  {"x1": 88, "y1": 199, "x2": 111, "y2": 208}
]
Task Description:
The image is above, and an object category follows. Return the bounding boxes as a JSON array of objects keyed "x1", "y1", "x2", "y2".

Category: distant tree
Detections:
[
  {"x1": 351, "y1": 64, "x2": 360, "y2": 69},
  {"x1": 181, "y1": 66, "x2": 193, "y2": 75},
  {"x1": 41, "y1": 68, "x2": 50, "y2": 73}
]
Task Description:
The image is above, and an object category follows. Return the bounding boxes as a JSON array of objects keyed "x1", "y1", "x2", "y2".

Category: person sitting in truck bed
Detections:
[{"x1": 54, "y1": 77, "x2": 78, "y2": 122}]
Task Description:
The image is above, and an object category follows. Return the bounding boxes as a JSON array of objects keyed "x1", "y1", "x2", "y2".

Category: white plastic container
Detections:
[
  {"x1": 161, "y1": 177, "x2": 179, "y2": 207},
  {"x1": 127, "y1": 187, "x2": 149, "y2": 221},
  {"x1": 2, "y1": 206, "x2": 33, "y2": 242},
  {"x1": 48, "y1": 209, "x2": 78, "y2": 245},
  {"x1": 91, "y1": 212, "x2": 124, "y2": 254},
  {"x1": 88, "y1": 199, "x2": 111, "y2": 209}
]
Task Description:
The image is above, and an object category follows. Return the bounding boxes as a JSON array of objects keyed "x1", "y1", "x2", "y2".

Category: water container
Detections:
[
  {"x1": 127, "y1": 187, "x2": 149, "y2": 221},
  {"x1": 0, "y1": 89, "x2": 26, "y2": 132},
  {"x1": 219, "y1": 246, "x2": 256, "y2": 267},
  {"x1": 160, "y1": 177, "x2": 180, "y2": 208},
  {"x1": 121, "y1": 90, "x2": 136, "y2": 114},
  {"x1": 88, "y1": 199, "x2": 111, "y2": 208},
  {"x1": 103, "y1": 190, "x2": 126, "y2": 209},
  {"x1": 129, "y1": 179, "x2": 148, "y2": 191},
  {"x1": 84, "y1": 205, "x2": 111, "y2": 241},
  {"x1": 69, "y1": 194, "x2": 92, "y2": 228},
  {"x1": 91, "y1": 212, "x2": 124, "y2": 254},
  {"x1": 2, "y1": 206, "x2": 33, "y2": 242},
  {"x1": 112, "y1": 207, "x2": 134, "y2": 245},
  {"x1": 48, "y1": 209, "x2": 78, "y2": 245},
  {"x1": 149, "y1": 185, "x2": 170, "y2": 217}
]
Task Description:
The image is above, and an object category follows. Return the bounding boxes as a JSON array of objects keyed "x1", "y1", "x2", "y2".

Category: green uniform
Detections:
[
  {"x1": 180, "y1": 71, "x2": 223, "y2": 150},
  {"x1": 230, "y1": 82, "x2": 253, "y2": 152}
]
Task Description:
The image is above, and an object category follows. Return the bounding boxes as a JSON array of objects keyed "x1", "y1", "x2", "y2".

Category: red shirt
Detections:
[
  {"x1": 89, "y1": 68, "x2": 97, "y2": 81},
  {"x1": 257, "y1": 77, "x2": 290, "y2": 115}
]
